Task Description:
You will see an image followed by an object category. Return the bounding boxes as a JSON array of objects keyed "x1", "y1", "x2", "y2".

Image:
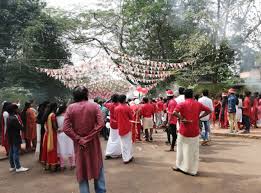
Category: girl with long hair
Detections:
[{"x1": 41, "y1": 103, "x2": 59, "y2": 171}]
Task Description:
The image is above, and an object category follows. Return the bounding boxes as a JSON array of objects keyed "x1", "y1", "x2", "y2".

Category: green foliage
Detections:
[
  {"x1": 0, "y1": 0, "x2": 71, "y2": 102},
  {"x1": 175, "y1": 36, "x2": 237, "y2": 85},
  {"x1": 20, "y1": 13, "x2": 71, "y2": 68},
  {"x1": 0, "y1": 86, "x2": 32, "y2": 105},
  {"x1": 118, "y1": 0, "x2": 237, "y2": 85},
  {"x1": 58, "y1": 0, "x2": 239, "y2": 87}
]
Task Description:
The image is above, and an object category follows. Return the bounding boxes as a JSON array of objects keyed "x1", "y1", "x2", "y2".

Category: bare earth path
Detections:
[{"x1": 0, "y1": 131, "x2": 260, "y2": 193}]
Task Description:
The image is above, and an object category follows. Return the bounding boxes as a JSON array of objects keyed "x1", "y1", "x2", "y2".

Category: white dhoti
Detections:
[
  {"x1": 176, "y1": 133, "x2": 199, "y2": 175},
  {"x1": 120, "y1": 132, "x2": 133, "y2": 162},
  {"x1": 236, "y1": 106, "x2": 242, "y2": 122},
  {"x1": 143, "y1": 117, "x2": 153, "y2": 129},
  {"x1": 257, "y1": 119, "x2": 261, "y2": 128},
  {"x1": 155, "y1": 112, "x2": 163, "y2": 127},
  {"x1": 35, "y1": 124, "x2": 41, "y2": 159},
  {"x1": 105, "y1": 128, "x2": 122, "y2": 157}
]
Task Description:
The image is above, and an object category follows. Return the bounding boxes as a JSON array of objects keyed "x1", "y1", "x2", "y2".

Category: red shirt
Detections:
[
  {"x1": 141, "y1": 103, "x2": 155, "y2": 118},
  {"x1": 163, "y1": 103, "x2": 167, "y2": 111},
  {"x1": 104, "y1": 102, "x2": 118, "y2": 129},
  {"x1": 63, "y1": 101, "x2": 104, "y2": 182},
  {"x1": 130, "y1": 104, "x2": 141, "y2": 123},
  {"x1": 115, "y1": 104, "x2": 133, "y2": 136},
  {"x1": 167, "y1": 99, "x2": 177, "y2": 124},
  {"x1": 156, "y1": 101, "x2": 164, "y2": 112},
  {"x1": 175, "y1": 99, "x2": 210, "y2": 137},
  {"x1": 243, "y1": 96, "x2": 251, "y2": 116}
]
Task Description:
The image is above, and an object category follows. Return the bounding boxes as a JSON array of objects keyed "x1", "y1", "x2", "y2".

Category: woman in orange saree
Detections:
[{"x1": 41, "y1": 103, "x2": 59, "y2": 171}]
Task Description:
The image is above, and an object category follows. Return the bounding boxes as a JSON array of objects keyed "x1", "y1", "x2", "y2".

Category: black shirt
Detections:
[{"x1": 7, "y1": 115, "x2": 24, "y2": 145}]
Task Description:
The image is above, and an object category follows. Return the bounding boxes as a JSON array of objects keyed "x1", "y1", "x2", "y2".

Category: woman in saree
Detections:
[
  {"x1": 41, "y1": 103, "x2": 59, "y2": 171},
  {"x1": 219, "y1": 93, "x2": 229, "y2": 129}
]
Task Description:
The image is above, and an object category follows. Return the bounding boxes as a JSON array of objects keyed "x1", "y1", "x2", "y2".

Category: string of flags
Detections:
[
  {"x1": 111, "y1": 50, "x2": 190, "y2": 87},
  {"x1": 35, "y1": 49, "x2": 190, "y2": 97}
]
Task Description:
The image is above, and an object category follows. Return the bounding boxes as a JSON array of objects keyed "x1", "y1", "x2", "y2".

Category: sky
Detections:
[
  {"x1": 45, "y1": 0, "x2": 99, "y2": 9},
  {"x1": 44, "y1": 0, "x2": 119, "y2": 65},
  {"x1": 44, "y1": 0, "x2": 118, "y2": 11}
]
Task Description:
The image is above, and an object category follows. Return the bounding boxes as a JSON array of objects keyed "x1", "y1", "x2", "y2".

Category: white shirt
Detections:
[
  {"x1": 175, "y1": 95, "x2": 185, "y2": 104},
  {"x1": 198, "y1": 96, "x2": 214, "y2": 121}
]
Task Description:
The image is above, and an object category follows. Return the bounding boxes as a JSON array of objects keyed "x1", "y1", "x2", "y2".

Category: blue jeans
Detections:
[
  {"x1": 200, "y1": 121, "x2": 210, "y2": 141},
  {"x1": 9, "y1": 144, "x2": 21, "y2": 169},
  {"x1": 79, "y1": 166, "x2": 106, "y2": 193}
]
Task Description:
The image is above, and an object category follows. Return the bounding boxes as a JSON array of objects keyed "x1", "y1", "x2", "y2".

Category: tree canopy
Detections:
[
  {"x1": 0, "y1": 0, "x2": 71, "y2": 102},
  {"x1": 1, "y1": 0, "x2": 261, "y2": 102}
]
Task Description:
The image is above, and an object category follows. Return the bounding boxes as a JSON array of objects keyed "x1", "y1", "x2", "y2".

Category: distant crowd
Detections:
[{"x1": 1, "y1": 86, "x2": 261, "y2": 193}]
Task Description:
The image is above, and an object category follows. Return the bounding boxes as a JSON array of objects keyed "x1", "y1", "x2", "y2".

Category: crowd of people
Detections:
[
  {"x1": 1, "y1": 86, "x2": 261, "y2": 193},
  {"x1": 0, "y1": 100, "x2": 75, "y2": 172}
]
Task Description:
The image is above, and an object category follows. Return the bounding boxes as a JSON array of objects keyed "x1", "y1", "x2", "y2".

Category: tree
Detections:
[{"x1": 0, "y1": 0, "x2": 71, "y2": 101}]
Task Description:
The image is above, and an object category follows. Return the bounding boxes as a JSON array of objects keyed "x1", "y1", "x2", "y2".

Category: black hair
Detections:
[
  {"x1": 143, "y1": 97, "x2": 149, "y2": 103},
  {"x1": 184, "y1": 89, "x2": 193, "y2": 99},
  {"x1": 73, "y1": 86, "x2": 88, "y2": 102},
  {"x1": 21, "y1": 102, "x2": 31, "y2": 126},
  {"x1": 194, "y1": 94, "x2": 200, "y2": 101},
  {"x1": 179, "y1": 87, "x2": 185, "y2": 95},
  {"x1": 163, "y1": 98, "x2": 168, "y2": 103},
  {"x1": 222, "y1": 96, "x2": 228, "y2": 108},
  {"x1": 1, "y1": 102, "x2": 12, "y2": 114},
  {"x1": 56, "y1": 104, "x2": 67, "y2": 116},
  {"x1": 37, "y1": 101, "x2": 50, "y2": 124},
  {"x1": 111, "y1": 94, "x2": 119, "y2": 103},
  {"x1": 202, "y1": 89, "x2": 209, "y2": 97},
  {"x1": 43, "y1": 103, "x2": 58, "y2": 123},
  {"x1": 23, "y1": 102, "x2": 31, "y2": 111},
  {"x1": 6, "y1": 104, "x2": 18, "y2": 115},
  {"x1": 94, "y1": 97, "x2": 99, "y2": 103},
  {"x1": 245, "y1": 91, "x2": 251, "y2": 97},
  {"x1": 118, "y1": 95, "x2": 127, "y2": 104}
]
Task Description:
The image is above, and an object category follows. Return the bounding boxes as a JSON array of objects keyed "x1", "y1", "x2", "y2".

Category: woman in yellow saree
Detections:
[{"x1": 41, "y1": 103, "x2": 59, "y2": 171}]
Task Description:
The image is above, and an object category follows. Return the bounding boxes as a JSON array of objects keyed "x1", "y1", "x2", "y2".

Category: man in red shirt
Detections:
[
  {"x1": 141, "y1": 97, "x2": 155, "y2": 142},
  {"x1": 173, "y1": 89, "x2": 211, "y2": 176},
  {"x1": 63, "y1": 86, "x2": 106, "y2": 193},
  {"x1": 242, "y1": 91, "x2": 251, "y2": 133},
  {"x1": 104, "y1": 94, "x2": 122, "y2": 159},
  {"x1": 115, "y1": 95, "x2": 134, "y2": 164},
  {"x1": 166, "y1": 90, "x2": 177, "y2": 152}
]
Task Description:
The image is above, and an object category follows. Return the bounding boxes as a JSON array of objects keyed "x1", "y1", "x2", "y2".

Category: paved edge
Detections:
[
  {"x1": 212, "y1": 132, "x2": 261, "y2": 139},
  {"x1": 0, "y1": 156, "x2": 8, "y2": 161}
]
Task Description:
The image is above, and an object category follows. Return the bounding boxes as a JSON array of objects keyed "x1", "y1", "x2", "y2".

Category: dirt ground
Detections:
[{"x1": 0, "y1": 131, "x2": 261, "y2": 193}]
